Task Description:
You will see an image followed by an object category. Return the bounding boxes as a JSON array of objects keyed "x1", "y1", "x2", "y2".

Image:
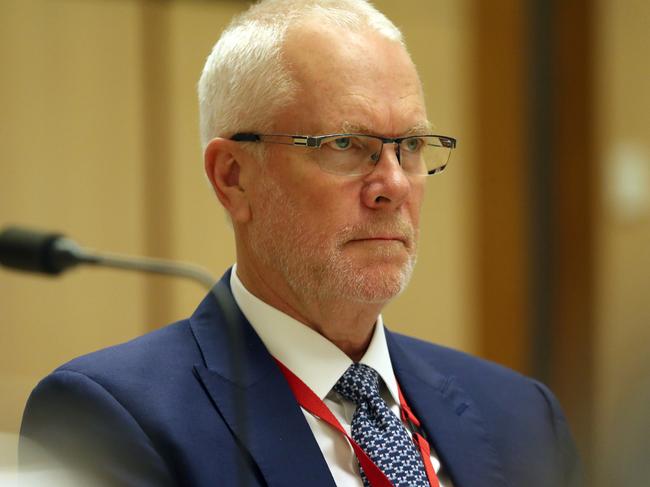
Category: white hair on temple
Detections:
[{"x1": 197, "y1": 0, "x2": 404, "y2": 151}]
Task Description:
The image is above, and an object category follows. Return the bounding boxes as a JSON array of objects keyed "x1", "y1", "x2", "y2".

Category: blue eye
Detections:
[
  {"x1": 403, "y1": 137, "x2": 424, "y2": 152},
  {"x1": 331, "y1": 137, "x2": 352, "y2": 150}
]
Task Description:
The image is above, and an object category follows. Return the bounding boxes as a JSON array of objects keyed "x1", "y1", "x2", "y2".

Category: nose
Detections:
[{"x1": 361, "y1": 142, "x2": 411, "y2": 210}]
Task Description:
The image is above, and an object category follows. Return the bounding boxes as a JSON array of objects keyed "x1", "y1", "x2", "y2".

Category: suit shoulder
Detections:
[
  {"x1": 390, "y1": 332, "x2": 581, "y2": 484},
  {"x1": 391, "y1": 332, "x2": 530, "y2": 384},
  {"x1": 389, "y1": 332, "x2": 563, "y2": 420},
  {"x1": 53, "y1": 319, "x2": 201, "y2": 386},
  {"x1": 25, "y1": 319, "x2": 208, "y2": 445}
]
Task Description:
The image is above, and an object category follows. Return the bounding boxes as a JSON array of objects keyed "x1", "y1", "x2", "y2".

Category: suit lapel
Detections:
[
  {"x1": 386, "y1": 331, "x2": 509, "y2": 487},
  {"x1": 190, "y1": 271, "x2": 335, "y2": 487}
]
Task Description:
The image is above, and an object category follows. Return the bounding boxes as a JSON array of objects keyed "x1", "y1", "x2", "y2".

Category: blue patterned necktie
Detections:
[{"x1": 334, "y1": 363, "x2": 430, "y2": 487}]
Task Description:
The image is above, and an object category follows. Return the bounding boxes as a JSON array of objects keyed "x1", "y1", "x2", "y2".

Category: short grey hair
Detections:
[{"x1": 197, "y1": 0, "x2": 404, "y2": 151}]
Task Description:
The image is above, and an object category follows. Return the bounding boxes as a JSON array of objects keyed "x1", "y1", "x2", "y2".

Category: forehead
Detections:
[{"x1": 278, "y1": 21, "x2": 428, "y2": 136}]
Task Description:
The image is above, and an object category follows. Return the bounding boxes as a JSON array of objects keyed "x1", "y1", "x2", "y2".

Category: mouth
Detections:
[
  {"x1": 348, "y1": 235, "x2": 409, "y2": 247},
  {"x1": 352, "y1": 236, "x2": 404, "y2": 242},
  {"x1": 340, "y1": 220, "x2": 415, "y2": 251}
]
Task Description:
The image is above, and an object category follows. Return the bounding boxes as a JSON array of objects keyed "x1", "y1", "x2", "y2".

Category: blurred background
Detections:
[{"x1": 1, "y1": 0, "x2": 648, "y2": 485}]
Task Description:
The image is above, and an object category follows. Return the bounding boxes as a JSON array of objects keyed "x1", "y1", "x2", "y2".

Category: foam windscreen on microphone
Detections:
[{"x1": 0, "y1": 226, "x2": 68, "y2": 275}]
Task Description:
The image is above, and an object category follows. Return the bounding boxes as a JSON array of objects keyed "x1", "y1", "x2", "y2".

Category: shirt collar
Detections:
[{"x1": 230, "y1": 264, "x2": 400, "y2": 405}]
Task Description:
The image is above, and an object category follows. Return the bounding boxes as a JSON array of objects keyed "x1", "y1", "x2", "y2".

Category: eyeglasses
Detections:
[{"x1": 230, "y1": 133, "x2": 457, "y2": 177}]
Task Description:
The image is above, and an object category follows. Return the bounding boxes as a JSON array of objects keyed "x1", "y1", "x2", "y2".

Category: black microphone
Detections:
[
  {"x1": 0, "y1": 226, "x2": 84, "y2": 275},
  {"x1": 0, "y1": 226, "x2": 215, "y2": 289}
]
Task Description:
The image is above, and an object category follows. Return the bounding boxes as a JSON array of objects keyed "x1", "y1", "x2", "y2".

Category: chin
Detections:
[{"x1": 330, "y1": 261, "x2": 415, "y2": 304}]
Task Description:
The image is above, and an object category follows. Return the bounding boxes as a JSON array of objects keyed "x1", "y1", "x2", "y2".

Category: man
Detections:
[{"x1": 20, "y1": 1, "x2": 581, "y2": 486}]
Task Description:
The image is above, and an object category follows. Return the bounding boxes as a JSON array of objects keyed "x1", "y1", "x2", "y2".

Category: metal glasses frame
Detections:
[{"x1": 230, "y1": 132, "x2": 457, "y2": 176}]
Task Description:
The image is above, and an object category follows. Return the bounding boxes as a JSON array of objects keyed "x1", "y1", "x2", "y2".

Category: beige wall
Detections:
[
  {"x1": 0, "y1": 0, "x2": 149, "y2": 450},
  {"x1": 0, "y1": 0, "x2": 476, "y2": 468},
  {"x1": 594, "y1": 0, "x2": 650, "y2": 484}
]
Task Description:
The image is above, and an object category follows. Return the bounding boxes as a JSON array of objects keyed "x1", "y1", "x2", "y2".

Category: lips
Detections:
[
  {"x1": 337, "y1": 218, "x2": 415, "y2": 250},
  {"x1": 352, "y1": 236, "x2": 406, "y2": 243},
  {"x1": 347, "y1": 233, "x2": 412, "y2": 250}
]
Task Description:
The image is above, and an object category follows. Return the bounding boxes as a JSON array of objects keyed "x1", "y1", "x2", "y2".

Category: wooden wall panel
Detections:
[
  {"x1": 474, "y1": 1, "x2": 530, "y2": 373},
  {"x1": 549, "y1": 0, "x2": 596, "y2": 470},
  {"x1": 474, "y1": 0, "x2": 596, "y2": 474}
]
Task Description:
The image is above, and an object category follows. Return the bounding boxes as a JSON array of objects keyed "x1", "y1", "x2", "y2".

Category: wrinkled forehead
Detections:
[{"x1": 277, "y1": 21, "x2": 428, "y2": 135}]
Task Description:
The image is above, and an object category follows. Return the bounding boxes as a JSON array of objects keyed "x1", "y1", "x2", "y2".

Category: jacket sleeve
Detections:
[{"x1": 19, "y1": 369, "x2": 176, "y2": 487}]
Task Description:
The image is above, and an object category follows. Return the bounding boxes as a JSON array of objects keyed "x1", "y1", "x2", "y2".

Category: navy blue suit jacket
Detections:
[{"x1": 20, "y1": 270, "x2": 581, "y2": 486}]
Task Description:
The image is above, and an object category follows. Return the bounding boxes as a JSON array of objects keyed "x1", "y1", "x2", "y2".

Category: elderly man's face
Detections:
[{"x1": 246, "y1": 23, "x2": 427, "y2": 305}]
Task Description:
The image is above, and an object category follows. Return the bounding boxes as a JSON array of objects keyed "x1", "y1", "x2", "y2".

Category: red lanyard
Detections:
[{"x1": 275, "y1": 359, "x2": 440, "y2": 487}]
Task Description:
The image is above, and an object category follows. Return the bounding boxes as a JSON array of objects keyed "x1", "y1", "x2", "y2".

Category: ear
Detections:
[{"x1": 204, "y1": 138, "x2": 252, "y2": 223}]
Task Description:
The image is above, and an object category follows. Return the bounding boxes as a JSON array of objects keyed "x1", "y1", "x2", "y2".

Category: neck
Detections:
[{"x1": 236, "y1": 260, "x2": 384, "y2": 362}]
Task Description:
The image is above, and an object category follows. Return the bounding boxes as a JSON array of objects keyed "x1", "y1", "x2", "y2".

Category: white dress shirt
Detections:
[{"x1": 230, "y1": 265, "x2": 452, "y2": 486}]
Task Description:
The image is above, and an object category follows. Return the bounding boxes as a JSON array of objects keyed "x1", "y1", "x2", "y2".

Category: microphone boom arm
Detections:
[
  {"x1": 83, "y1": 251, "x2": 216, "y2": 290},
  {"x1": 0, "y1": 226, "x2": 216, "y2": 290}
]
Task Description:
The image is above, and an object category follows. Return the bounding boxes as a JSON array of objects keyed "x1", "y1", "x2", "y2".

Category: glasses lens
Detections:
[
  {"x1": 313, "y1": 134, "x2": 453, "y2": 176},
  {"x1": 400, "y1": 136, "x2": 452, "y2": 175},
  {"x1": 316, "y1": 135, "x2": 382, "y2": 175}
]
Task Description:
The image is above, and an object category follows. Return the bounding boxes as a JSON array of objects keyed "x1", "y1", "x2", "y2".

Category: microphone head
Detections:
[{"x1": 0, "y1": 226, "x2": 76, "y2": 275}]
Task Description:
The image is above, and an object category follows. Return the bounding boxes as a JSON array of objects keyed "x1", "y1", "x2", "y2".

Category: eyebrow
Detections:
[
  {"x1": 339, "y1": 120, "x2": 434, "y2": 136},
  {"x1": 404, "y1": 121, "x2": 434, "y2": 135},
  {"x1": 339, "y1": 121, "x2": 372, "y2": 134}
]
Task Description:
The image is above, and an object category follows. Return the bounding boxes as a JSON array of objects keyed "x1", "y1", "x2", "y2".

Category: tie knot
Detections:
[{"x1": 333, "y1": 363, "x2": 381, "y2": 405}]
